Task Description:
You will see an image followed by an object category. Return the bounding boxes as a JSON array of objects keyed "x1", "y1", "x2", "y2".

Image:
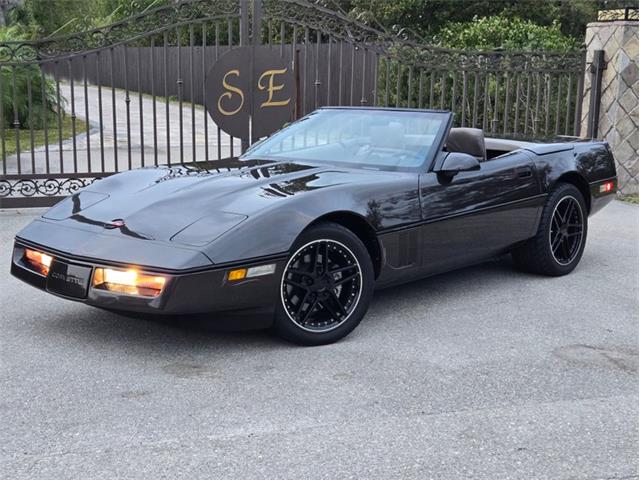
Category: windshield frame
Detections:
[{"x1": 241, "y1": 107, "x2": 453, "y2": 173}]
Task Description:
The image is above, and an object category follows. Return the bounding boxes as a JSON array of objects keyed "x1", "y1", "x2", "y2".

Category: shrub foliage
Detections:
[
  {"x1": 438, "y1": 16, "x2": 580, "y2": 52},
  {"x1": 0, "y1": 26, "x2": 61, "y2": 131}
]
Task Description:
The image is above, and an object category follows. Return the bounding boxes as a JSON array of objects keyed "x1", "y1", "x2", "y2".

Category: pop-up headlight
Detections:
[
  {"x1": 24, "y1": 248, "x2": 54, "y2": 276},
  {"x1": 92, "y1": 267, "x2": 166, "y2": 297}
]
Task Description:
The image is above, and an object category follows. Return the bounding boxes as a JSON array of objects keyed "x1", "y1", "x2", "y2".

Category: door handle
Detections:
[{"x1": 516, "y1": 166, "x2": 533, "y2": 179}]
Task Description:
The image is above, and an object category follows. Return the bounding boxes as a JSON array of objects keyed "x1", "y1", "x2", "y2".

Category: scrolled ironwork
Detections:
[
  {"x1": 597, "y1": 8, "x2": 639, "y2": 22},
  {"x1": 0, "y1": 177, "x2": 101, "y2": 197},
  {"x1": 0, "y1": 0, "x2": 240, "y2": 64}
]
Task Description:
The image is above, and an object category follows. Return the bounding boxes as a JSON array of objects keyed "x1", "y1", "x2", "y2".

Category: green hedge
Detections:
[
  {"x1": 438, "y1": 16, "x2": 579, "y2": 52},
  {"x1": 0, "y1": 26, "x2": 61, "y2": 131},
  {"x1": 1, "y1": 65, "x2": 60, "y2": 130}
]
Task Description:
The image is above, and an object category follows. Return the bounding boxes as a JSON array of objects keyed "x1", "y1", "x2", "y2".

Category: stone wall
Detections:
[{"x1": 580, "y1": 16, "x2": 639, "y2": 195}]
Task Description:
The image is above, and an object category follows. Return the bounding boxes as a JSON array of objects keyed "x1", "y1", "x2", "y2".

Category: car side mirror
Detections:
[{"x1": 436, "y1": 152, "x2": 481, "y2": 177}]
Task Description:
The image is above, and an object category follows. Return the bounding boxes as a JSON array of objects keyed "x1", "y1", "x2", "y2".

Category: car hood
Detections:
[{"x1": 39, "y1": 158, "x2": 379, "y2": 245}]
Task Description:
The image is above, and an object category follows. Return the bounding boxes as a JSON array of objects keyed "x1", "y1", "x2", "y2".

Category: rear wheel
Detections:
[
  {"x1": 273, "y1": 222, "x2": 374, "y2": 346},
  {"x1": 512, "y1": 183, "x2": 588, "y2": 276}
]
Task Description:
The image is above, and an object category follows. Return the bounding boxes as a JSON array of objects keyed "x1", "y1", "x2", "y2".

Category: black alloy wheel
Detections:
[
  {"x1": 281, "y1": 239, "x2": 362, "y2": 332},
  {"x1": 274, "y1": 222, "x2": 374, "y2": 345},
  {"x1": 512, "y1": 183, "x2": 588, "y2": 276},
  {"x1": 549, "y1": 195, "x2": 584, "y2": 266}
]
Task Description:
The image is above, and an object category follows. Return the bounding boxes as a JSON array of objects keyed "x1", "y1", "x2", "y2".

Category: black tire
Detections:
[
  {"x1": 273, "y1": 222, "x2": 375, "y2": 346},
  {"x1": 512, "y1": 183, "x2": 588, "y2": 276}
]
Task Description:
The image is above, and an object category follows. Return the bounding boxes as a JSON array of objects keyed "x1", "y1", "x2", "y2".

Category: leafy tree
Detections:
[
  {"x1": 4, "y1": 0, "x2": 632, "y2": 41},
  {"x1": 0, "y1": 25, "x2": 61, "y2": 129},
  {"x1": 22, "y1": 0, "x2": 100, "y2": 37},
  {"x1": 3, "y1": 0, "x2": 168, "y2": 38},
  {"x1": 1, "y1": 64, "x2": 60, "y2": 129},
  {"x1": 95, "y1": 0, "x2": 169, "y2": 25},
  {"x1": 344, "y1": 0, "x2": 629, "y2": 41},
  {"x1": 438, "y1": 16, "x2": 580, "y2": 51}
]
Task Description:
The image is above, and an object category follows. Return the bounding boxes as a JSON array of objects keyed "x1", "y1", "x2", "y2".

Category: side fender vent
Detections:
[{"x1": 387, "y1": 230, "x2": 420, "y2": 268}]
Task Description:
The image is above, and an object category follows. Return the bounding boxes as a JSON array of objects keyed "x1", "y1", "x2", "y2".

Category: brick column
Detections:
[{"x1": 580, "y1": 13, "x2": 639, "y2": 195}]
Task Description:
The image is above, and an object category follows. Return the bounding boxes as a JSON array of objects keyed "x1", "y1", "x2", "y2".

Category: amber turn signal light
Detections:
[
  {"x1": 92, "y1": 267, "x2": 166, "y2": 297},
  {"x1": 227, "y1": 268, "x2": 247, "y2": 281},
  {"x1": 24, "y1": 248, "x2": 53, "y2": 275},
  {"x1": 228, "y1": 264, "x2": 276, "y2": 282}
]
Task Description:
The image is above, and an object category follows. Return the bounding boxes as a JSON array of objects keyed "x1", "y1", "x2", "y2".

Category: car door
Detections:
[{"x1": 418, "y1": 150, "x2": 543, "y2": 275}]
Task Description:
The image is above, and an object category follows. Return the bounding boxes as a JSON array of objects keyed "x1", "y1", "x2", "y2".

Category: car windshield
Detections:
[{"x1": 241, "y1": 108, "x2": 450, "y2": 171}]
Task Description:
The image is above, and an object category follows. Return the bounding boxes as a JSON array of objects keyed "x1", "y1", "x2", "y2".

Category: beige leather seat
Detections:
[{"x1": 446, "y1": 128, "x2": 486, "y2": 161}]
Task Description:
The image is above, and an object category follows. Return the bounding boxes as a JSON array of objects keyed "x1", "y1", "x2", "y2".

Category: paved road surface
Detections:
[{"x1": 1, "y1": 201, "x2": 637, "y2": 479}]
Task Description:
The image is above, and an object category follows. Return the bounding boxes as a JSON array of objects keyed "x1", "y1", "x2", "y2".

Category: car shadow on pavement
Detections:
[
  {"x1": 366, "y1": 255, "x2": 524, "y2": 318},
  {"x1": 41, "y1": 304, "x2": 284, "y2": 352}
]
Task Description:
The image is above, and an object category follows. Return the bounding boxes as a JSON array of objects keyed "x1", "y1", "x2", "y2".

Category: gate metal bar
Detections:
[{"x1": 586, "y1": 50, "x2": 606, "y2": 139}]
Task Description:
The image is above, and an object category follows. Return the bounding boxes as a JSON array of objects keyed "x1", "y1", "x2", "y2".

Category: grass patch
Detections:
[
  {"x1": 118, "y1": 87, "x2": 205, "y2": 111},
  {"x1": 2, "y1": 115, "x2": 87, "y2": 157},
  {"x1": 619, "y1": 194, "x2": 639, "y2": 204}
]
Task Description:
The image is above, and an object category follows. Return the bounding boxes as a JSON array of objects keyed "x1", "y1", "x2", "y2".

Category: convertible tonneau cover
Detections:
[{"x1": 485, "y1": 136, "x2": 594, "y2": 156}]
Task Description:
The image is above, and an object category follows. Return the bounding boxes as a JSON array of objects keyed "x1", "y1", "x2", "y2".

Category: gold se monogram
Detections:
[
  {"x1": 217, "y1": 67, "x2": 291, "y2": 116},
  {"x1": 205, "y1": 47, "x2": 293, "y2": 138},
  {"x1": 217, "y1": 70, "x2": 244, "y2": 116}
]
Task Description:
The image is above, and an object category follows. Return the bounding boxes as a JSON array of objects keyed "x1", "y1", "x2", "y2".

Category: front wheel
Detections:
[
  {"x1": 273, "y1": 222, "x2": 374, "y2": 346},
  {"x1": 512, "y1": 183, "x2": 588, "y2": 276}
]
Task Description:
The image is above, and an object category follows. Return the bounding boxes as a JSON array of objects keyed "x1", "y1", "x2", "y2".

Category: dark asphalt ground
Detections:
[{"x1": 1, "y1": 201, "x2": 638, "y2": 480}]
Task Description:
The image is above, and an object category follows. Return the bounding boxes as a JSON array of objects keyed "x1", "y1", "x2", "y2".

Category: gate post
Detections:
[
  {"x1": 249, "y1": 0, "x2": 263, "y2": 145},
  {"x1": 573, "y1": 47, "x2": 587, "y2": 137},
  {"x1": 586, "y1": 50, "x2": 606, "y2": 138},
  {"x1": 579, "y1": 9, "x2": 639, "y2": 195},
  {"x1": 239, "y1": 0, "x2": 250, "y2": 152}
]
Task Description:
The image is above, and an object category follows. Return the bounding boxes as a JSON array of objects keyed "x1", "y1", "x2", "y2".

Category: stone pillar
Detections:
[{"x1": 580, "y1": 11, "x2": 639, "y2": 195}]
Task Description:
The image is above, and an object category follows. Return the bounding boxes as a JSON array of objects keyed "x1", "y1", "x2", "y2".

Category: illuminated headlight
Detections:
[
  {"x1": 24, "y1": 248, "x2": 53, "y2": 276},
  {"x1": 92, "y1": 267, "x2": 166, "y2": 297}
]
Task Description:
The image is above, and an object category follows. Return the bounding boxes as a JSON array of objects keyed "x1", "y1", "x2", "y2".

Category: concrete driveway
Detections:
[
  {"x1": 0, "y1": 201, "x2": 637, "y2": 480},
  {"x1": 3, "y1": 84, "x2": 241, "y2": 175}
]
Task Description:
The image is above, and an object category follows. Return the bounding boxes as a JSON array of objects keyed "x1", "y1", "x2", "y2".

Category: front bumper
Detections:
[{"x1": 11, "y1": 240, "x2": 286, "y2": 318}]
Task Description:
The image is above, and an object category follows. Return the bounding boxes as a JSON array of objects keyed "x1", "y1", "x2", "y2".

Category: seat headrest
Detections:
[{"x1": 447, "y1": 128, "x2": 486, "y2": 161}]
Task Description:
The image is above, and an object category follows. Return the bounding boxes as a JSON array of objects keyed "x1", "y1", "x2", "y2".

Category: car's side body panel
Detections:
[
  {"x1": 421, "y1": 151, "x2": 541, "y2": 261},
  {"x1": 205, "y1": 168, "x2": 422, "y2": 265},
  {"x1": 373, "y1": 141, "x2": 616, "y2": 288},
  {"x1": 531, "y1": 141, "x2": 617, "y2": 215},
  {"x1": 375, "y1": 196, "x2": 546, "y2": 288}
]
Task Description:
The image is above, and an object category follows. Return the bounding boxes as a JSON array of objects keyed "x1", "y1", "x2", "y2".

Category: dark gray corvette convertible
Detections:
[{"x1": 12, "y1": 107, "x2": 617, "y2": 345}]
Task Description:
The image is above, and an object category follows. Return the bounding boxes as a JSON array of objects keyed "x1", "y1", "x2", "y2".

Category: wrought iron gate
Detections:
[{"x1": 0, "y1": 0, "x2": 587, "y2": 207}]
